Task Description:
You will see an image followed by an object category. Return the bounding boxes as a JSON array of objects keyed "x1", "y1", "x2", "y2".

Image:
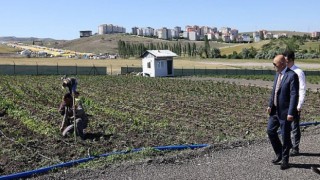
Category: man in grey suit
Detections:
[{"x1": 266, "y1": 55, "x2": 299, "y2": 170}]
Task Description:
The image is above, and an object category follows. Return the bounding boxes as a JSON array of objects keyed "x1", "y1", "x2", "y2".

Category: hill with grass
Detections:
[
  {"x1": 1, "y1": 31, "x2": 314, "y2": 56},
  {"x1": 0, "y1": 36, "x2": 56, "y2": 43},
  {"x1": 48, "y1": 34, "x2": 236, "y2": 55},
  {"x1": 240, "y1": 30, "x2": 309, "y2": 37},
  {"x1": 48, "y1": 31, "x2": 311, "y2": 55}
]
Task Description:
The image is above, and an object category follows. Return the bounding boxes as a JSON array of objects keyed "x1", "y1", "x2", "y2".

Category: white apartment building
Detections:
[
  {"x1": 137, "y1": 28, "x2": 144, "y2": 36},
  {"x1": 206, "y1": 33, "x2": 215, "y2": 40},
  {"x1": 132, "y1": 27, "x2": 139, "y2": 35},
  {"x1": 170, "y1": 29, "x2": 179, "y2": 39},
  {"x1": 265, "y1": 32, "x2": 273, "y2": 39},
  {"x1": 189, "y1": 31, "x2": 199, "y2": 41},
  {"x1": 220, "y1": 27, "x2": 231, "y2": 35},
  {"x1": 98, "y1": 24, "x2": 126, "y2": 34},
  {"x1": 143, "y1": 27, "x2": 155, "y2": 36},
  {"x1": 253, "y1": 32, "x2": 260, "y2": 42},
  {"x1": 222, "y1": 34, "x2": 231, "y2": 42},
  {"x1": 157, "y1": 27, "x2": 169, "y2": 40},
  {"x1": 214, "y1": 32, "x2": 220, "y2": 40},
  {"x1": 174, "y1": 26, "x2": 182, "y2": 33},
  {"x1": 311, "y1": 31, "x2": 320, "y2": 38},
  {"x1": 183, "y1": 31, "x2": 189, "y2": 39},
  {"x1": 241, "y1": 34, "x2": 251, "y2": 42}
]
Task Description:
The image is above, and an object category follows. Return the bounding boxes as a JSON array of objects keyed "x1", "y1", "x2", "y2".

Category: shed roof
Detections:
[{"x1": 141, "y1": 50, "x2": 178, "y2": 58}]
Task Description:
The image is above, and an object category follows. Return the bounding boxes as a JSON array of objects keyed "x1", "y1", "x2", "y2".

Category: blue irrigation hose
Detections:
[
  {"x1": 276, "y1": 121, "x2": 320, "y2": 134},
  {"x1": 0, "y1": 144, "x2": 209, "y2": 180},
  {"x1": 1, "y1": 122, "x2": 319, "y2": 179},
  {"x1": 299, "y1": 121, "x2": 320, "y2": 127}
]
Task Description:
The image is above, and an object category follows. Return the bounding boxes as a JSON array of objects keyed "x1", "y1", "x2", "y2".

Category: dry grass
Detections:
[
  {"x1": 0, "y1": 57, "x2": 234, "y2": 74},
  {"x1": 1, "y1": 57, "x2": 320, "y2": 74},
  {"x1": 220, "y1": 40, "x2": 270, "y2": 55},
  {"x1": 0, "y1": 44, "x2": 20, "y2": 54}
]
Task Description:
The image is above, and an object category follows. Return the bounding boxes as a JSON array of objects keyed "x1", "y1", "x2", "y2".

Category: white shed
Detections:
[{"x1": 141, "y1": 50, "x2": 177, "y2": 77}]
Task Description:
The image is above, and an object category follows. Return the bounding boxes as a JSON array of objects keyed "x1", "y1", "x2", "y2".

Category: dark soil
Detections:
[{"x1": 1, "y1": 76, "x2": 319, "y2": 179}]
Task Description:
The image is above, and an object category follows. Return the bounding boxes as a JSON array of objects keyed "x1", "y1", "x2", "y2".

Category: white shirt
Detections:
[{"x1": 290, "y1": 65, "x2": 306, "y2": 110}]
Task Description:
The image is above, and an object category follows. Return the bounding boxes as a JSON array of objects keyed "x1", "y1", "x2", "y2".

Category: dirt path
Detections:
[
  {"x1": 30, "y1": 126, "x2": 320, "y2": 180},
  {"x1": 180, "y1": 77, "x2": 320, "y2": 92},
  {"x1": 200, "y1": 62, "x2": 320, "y2": 70}
]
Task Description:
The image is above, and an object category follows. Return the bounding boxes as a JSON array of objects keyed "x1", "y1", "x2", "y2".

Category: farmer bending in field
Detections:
[
  {"x1": 59, "y1": 92, "x2": 88, "y2": 140},
  {"x1": 61, "y1": 76, "x2": 78, "y2": 94}
]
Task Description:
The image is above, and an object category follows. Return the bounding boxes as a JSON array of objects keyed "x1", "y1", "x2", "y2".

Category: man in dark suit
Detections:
[{"x1": 266, "y1": 55, "x2": 299, "y2": 170}]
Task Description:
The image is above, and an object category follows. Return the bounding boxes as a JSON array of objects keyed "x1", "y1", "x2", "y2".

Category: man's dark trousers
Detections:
[
  {"x1": 291, "y1": 114, "x2": 301, "y2": 152},
  {"x1": 267, "y1": 114, "x2": 293, "y2": 163}
]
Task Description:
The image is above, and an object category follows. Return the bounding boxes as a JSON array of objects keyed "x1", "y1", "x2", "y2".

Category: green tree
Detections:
[
  {"x1": 281, "y1": 38, "x2": 299, "y2": 51},
  {"x1": 187, "y1": 42, "x2": 192, "y2": 57},
  {"x1": 241, "y1": 48, "x2": 250, "y2": 59},
  {"x1": 211, "y1": 48, "x2": 221, "y2": 58},
  {"x1": 248, "y1": 47, "x2": 258, "y2": 58},
  {"x1": 204, "y1": 35, "x2": 210, "y2": 58},
  {"x1": 192, "y1": 43, "x2": 197, "y2": 57}
]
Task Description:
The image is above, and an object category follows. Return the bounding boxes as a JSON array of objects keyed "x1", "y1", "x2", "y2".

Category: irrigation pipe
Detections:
[
  {"x1": 299, "y1": 121, "x2": 320, "y2": 126},
  {"x1": 276, "y1": 121, "x2": 320, "y2": 134},
  {"x1": 0, "y1": 144, "x2": 208, "y2": 180}
]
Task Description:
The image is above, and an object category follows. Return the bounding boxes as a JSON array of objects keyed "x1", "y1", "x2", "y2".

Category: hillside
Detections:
[
  {"x1": 50, "y1": 31, "x2": 310, "y2": 55},
  {"x1": 219, "y1": 40, "x2": 271, "y2": 55},
  {"x1": 49, "y1": 34, "x2": 233, "y2": 54},
  {"x1": 1, "y1": 31, "x2": 312, "y2": 56},
  {"x1": 268, "y1": 30, "x2": 309, "y2": 37},
  {"x1": 240, "y1": 30, "x2": 309, "y2": 37},
  {"x1": 0, "y1": 36, "x2": 57, "y2": 43}
]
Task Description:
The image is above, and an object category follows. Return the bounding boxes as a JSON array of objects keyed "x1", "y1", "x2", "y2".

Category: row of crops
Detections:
[{"x1": 1, "y1": 75, "x2": 320, "y2": 175}]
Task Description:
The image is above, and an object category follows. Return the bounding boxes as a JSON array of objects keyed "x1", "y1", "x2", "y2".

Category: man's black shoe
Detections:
[
  {"x1": 271, "y1": 157, "x2": 282, "y2": 164},
  {"x1": 290, "y1": 149, "x2": 299, "y2": 156},
  {"x1": 311, "y1": 166, "x2": 320, "y2": 175},
  {"x1": 280, "y1": 162, "x2": 290, "y2": 170}
]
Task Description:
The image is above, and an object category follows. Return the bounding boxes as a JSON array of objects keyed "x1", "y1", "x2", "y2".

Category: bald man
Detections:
[{"x1": 266, "y1": 55, "x2": 299, "y2": 170}]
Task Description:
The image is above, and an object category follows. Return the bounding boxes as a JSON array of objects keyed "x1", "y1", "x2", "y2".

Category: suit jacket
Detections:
[{"x1": 268, "y1": 68, "x2": 299, "y2": 120}]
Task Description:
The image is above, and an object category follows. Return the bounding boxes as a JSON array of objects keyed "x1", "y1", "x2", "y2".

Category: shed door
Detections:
[{"x1": 167, "y1": 60, "x2": 173, "y2": 74}]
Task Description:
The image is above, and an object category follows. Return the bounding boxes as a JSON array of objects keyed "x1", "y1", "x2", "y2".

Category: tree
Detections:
[
  {"x1": 211, "y1": 48, "x2": 221, "y2": 58},
  {"x1": 183, "y1": 45, "x2": 187, "y2": 57},
  {"x1": 192, "y1": 43, "x2": 197, "y2": 57},
  {"x1": 231, "y1": 51, "x2": 241, "y2": 59},
  {"x1": 248, "y1": 47, "x2": 258, "y2": 58},
  {"x1": 187, "y1": 42, "x2": 191, "y2": 57},
  {"x1": 241, "y1": 48, "x2": 250, "y2": 59},
  {"x1": 177, "y1": 42, "x2": 182, "y2": 56},
  {"x1": 117, "y1": 40, "x2": 126, "y2": 58},
  {"x1": 204, "y1": 35, "x2": 210, "y2": 58},
  {"x1": 281, "y1": 38, "x2": 299, "y2": 51}
]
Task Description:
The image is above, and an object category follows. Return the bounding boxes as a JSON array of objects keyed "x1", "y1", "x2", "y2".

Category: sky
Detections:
[{"x1": 1, "y1": 0, "x2": 320, "y2": 40}]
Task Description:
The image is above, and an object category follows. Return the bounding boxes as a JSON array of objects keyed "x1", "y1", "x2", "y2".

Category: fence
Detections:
[
  {"x1": 0, "y1": 64, "x2": 107, "y2": 75},
  {"x1": 120, "y1": 66, "x2": 320, "y2": 76},
  {"x1": 2, "y1": 64, "x2": 319, "y2": 76}
]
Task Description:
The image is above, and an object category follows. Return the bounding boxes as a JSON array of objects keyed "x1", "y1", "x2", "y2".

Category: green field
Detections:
[
  {"x1": 1, "y1": 75, "x2": 320, "y2": 175},
  {"x1": 300, "y1": 41, "x2": 320, "y2": 52}
]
